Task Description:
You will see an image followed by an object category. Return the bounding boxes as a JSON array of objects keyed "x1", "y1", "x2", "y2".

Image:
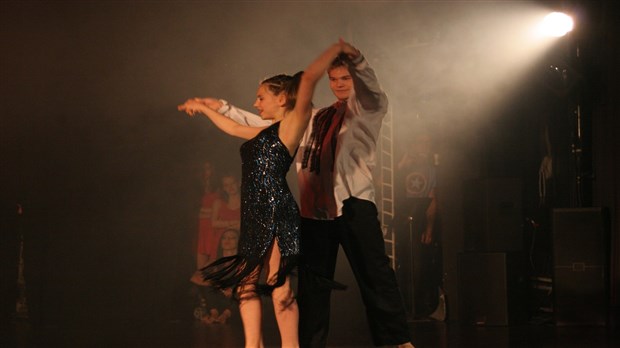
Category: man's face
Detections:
[{"x1": 328, "y1": 66, "x2": 353, "y2": 101}]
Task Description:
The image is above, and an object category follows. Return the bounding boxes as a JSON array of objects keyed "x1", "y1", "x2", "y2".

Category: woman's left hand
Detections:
[{"x1": 339, "y1": 38, "x2": 360, "y2": 60}]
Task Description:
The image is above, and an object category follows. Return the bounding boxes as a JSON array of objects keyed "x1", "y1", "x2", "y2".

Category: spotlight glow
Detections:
[{"x1": 536, "y1": 12, "x2": 574, "y2": 37}]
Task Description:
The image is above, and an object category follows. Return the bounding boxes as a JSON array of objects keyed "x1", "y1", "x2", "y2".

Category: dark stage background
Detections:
[{"x1": 1, "y1": 0, "x2": 619, "y2": 334}]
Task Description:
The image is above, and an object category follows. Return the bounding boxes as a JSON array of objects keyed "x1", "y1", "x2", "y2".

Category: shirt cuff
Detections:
[{"x1": 351, "y1": 54, "x2": 365, "y2": 66}]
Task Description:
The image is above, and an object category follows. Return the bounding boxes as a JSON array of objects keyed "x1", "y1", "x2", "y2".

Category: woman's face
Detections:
[
  {"x1": 220, "y1": 230, "x2": 239, "y2": 251},
  {"x1": 221, "y1": 176, "x2": 239, "y2": 196},
  {"x1": 253, "y1": 84, "x2": 284, "y2": 120}
]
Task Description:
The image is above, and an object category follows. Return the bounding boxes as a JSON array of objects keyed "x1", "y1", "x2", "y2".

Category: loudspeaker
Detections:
[
  {"x1": 458, "y1": 252, "x2": 527, "y2": 326},
  {"x1": 463, "y1": 177, "x2": 523, "y2": 252},
  {"x1": 552, "y1": 208, "x2": 609, "y2": 326}
]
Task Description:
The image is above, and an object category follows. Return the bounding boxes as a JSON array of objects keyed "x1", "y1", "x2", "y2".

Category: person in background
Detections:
[
  {"x1": 192, "y1": 173, "x2": 240, "y2": 318},
  {"x1": 201, "y1": 228, "x2": 239, "y2": 325},
  {"x1": 396, "y1": 130, "x2": 440, "y2": 319},
  {"x1": 397, "y1": 132, "x2": 438, "y2": 247},
  {"x1": 210, "y1": 174, "x2": 241, "y2": 256},
  {"x1": 191, "y1": 161, "x2": 220, "y2": 285}
]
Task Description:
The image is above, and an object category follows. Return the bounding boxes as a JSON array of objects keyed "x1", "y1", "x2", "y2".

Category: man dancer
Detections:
[{"x1": 198, "y1": 43, "x2": 413, "y2": 348}]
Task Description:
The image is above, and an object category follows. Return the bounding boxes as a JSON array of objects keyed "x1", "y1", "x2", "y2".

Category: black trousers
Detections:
[{"x1": 297, "y1": 197, "x2": 410, "y2": 347}]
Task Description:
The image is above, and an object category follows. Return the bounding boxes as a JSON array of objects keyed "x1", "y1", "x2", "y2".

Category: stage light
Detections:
[{"x1": 536, "y1": 12, "x2": 574, "y2": 37}]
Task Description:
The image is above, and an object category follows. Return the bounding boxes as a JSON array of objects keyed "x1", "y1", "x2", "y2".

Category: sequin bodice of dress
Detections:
[
  {"x1": 201, "y1": 122, "x2": 300, "y2": 295},
  {"x1": 239, "y1": 121, "x2": 300, "y2": 259}
]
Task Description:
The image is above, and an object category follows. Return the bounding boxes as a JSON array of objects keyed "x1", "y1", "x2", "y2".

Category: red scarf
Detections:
[{"x1": 301, "y1": 101, "x2": 347, "y2": 174}]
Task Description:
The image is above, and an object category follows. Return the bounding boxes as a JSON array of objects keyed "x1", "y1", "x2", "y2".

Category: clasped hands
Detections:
[{"x1": 177, "y1": 97, "x2": 221, "y2": 117}]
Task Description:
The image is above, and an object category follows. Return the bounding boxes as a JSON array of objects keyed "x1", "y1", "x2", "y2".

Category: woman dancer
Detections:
[{"x1": 178, "y1": 39, "x2": 355, "y2": 348}]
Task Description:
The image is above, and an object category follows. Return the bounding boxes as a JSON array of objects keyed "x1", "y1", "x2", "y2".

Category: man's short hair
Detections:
[{"x1": 328, "y1": 53, "x2": 350, "y2": 72}]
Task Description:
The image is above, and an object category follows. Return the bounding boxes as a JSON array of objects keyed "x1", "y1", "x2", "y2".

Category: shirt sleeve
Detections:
[
  {"x1": 217, "y1": 99, "x2": 272, "y2": 127},
  {"x1": 350, "y1": 56, "x2": 389, "y2": 114}
]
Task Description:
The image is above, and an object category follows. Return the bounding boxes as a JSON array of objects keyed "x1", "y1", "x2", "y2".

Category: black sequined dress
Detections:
[{"x1": 201, "y1": 122, "x2": 300, "y2": 297}]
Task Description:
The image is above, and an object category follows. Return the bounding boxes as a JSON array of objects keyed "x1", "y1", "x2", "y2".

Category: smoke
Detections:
[{"x1": 1, "y1": 0, "x2": 563, "y2": 324}]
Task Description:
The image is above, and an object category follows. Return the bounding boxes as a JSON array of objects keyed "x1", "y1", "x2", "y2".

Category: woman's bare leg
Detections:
[
  {"x1": 265, "y1": 241, "x2": 299, "y2": 348},
  {"x1": 238, "y1": 268, "x2": 264, "y2": 348},
  {"x1": 239, "y1": 295, "x2": 263, "y2": 348}
]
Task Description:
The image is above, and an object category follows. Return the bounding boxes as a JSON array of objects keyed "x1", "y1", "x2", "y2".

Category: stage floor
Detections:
[{"x1": 7, "y1": 315, "x2": 619, "y2": 348}]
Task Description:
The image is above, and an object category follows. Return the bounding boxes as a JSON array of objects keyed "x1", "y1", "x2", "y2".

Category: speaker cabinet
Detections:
[
  {"x1": 463, "y1": 177, "x2": 523, "y2": 252},
  {"x1": 552, "y1": 208, "x2": 609, "y2": 326},
  {"x1": 458, "y1": 252, "x2": 527, "y2": 326}
]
